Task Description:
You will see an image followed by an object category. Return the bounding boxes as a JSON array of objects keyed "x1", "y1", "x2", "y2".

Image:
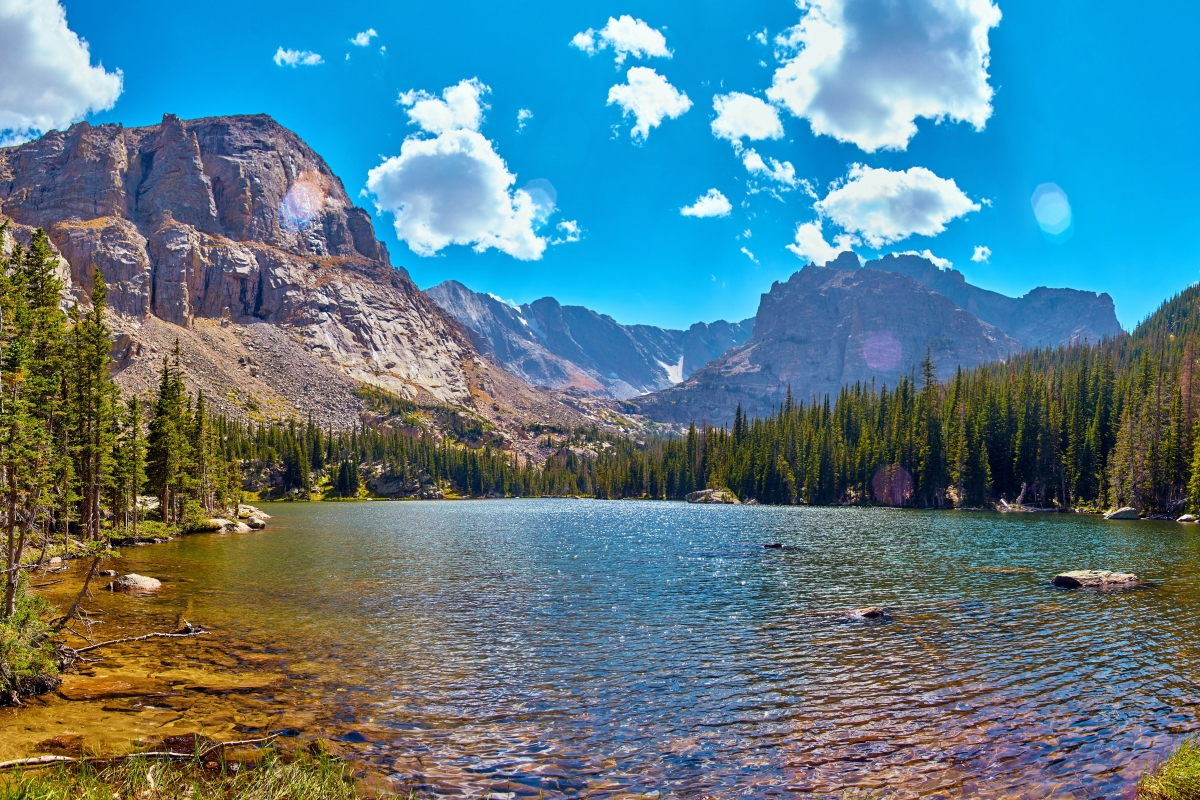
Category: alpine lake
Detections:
[{"x1": 2, "y1": 500, "x2": 1197, "y2": 799}]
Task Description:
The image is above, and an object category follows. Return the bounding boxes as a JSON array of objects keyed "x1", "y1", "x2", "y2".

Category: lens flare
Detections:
[
  {"x1": 280, "y1": 172, "x2": 329, "y2": 232},
  {"x1": 522, "y1": 178, "x2": 557, "y2": 222},
  {"x1": 862, "y1": 329, "x2": 902, "y2": 371},
  {"x1": 1031, "y1": 183, "x2": 1072, "y2": 240}
]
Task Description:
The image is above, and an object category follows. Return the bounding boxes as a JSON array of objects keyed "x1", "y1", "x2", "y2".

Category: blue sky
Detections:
[{"x1": 11, "y1": 1, "x2": 1200, "y2": 330}]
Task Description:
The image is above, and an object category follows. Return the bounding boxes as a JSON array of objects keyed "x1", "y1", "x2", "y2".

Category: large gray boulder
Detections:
[
  {"x1": 1104, "y1": 507, "x2": 1140, "y2": 520},
  {"x1": 109, "y1": 574, "x2": 162, "y2": 593},
  {"x1": 1052, "y1": 570, "x2": 1140, "y2": 590}
]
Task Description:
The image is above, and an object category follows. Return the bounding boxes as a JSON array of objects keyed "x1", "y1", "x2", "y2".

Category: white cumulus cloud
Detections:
[
  {"x1": 711, "y1": 92, "x2": 783, "y2": 144},
  {"x1": 767, "y1": 0, "x2": 1001, "y2": 152},
  {"x1": 971, "y1": 245, "x2": 991, "y2": 262},
  {"x1": 607, "y1": 67, "x2": 691, "y2": 141},
  {"x1": 571, "y1": 15, "x2": 671, "y2": 64},
  {"x1": 681, "y1": 189, "x2": 732, "y2": 218},
  {"x1": 814, "y1": 165, "x2": 979, "y2": 248},
  {"x1": 552, "y1": 219, "x2": 581, "y2": 244},
  {"x1": 786, "y1": 219, "x2": 859, "y2": 265},
  {"x1": 742, "y1": 148, "x2": 797, "y2": 188},
  {"x1": 400, "y1": 78, "x2": 487, "y2": 134},
  {"x1": 0, "y1": 0, "x2": 122, "y2": 144},
  {"x1": 367, "y1": 79, "x2": 567, "y2": 261},
  {"x1": 274, "y1": 47, "x2": 323, "y2": 67},
  {"x1": 898, "y1": 249, "x2": 952, "y2": 269},
  {"x1": 350, "y1": 29, "x2": 377, "y2": 46}
]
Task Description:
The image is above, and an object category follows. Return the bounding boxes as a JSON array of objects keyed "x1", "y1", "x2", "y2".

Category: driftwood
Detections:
[
  {"x1": 0, "y1": 735, "x2": 279, "y2": 771},
  {"x1": 51, "y1": 555, "x2": 102, "y2": 631},
  {"x1": 66, "y1": 625, "x2": 207, "y2": 655}
]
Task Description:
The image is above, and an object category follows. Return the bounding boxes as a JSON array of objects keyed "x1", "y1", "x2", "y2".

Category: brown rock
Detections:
[
  {"x1": 34, "y1": 734, "x2": 85, "y2": 755},
  {"x1": 58, "y1": 675, "x2": 171, "y2": 701},
  {"x1": 109, "y1": 573, "x2": 162, "y2": 593}
]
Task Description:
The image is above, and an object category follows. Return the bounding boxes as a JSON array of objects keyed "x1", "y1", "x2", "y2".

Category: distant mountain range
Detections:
[
  {"x1": 630, "y1": 251, "x2": 1121, "y2": 425},
  {"x1": 1, "y1": 114, "x2": 1125, "y2": 438},
  {"x1": 426, "y1": 280, "x2": 753, "y2": 399}
]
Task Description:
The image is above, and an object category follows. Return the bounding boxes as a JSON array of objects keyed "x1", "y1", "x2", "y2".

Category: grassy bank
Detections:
[
  {"x1": 0, "y1": 749, "x2": 403, "y2": 800},
  {"x1": 1140, "y1": 738, "x2": 1200, "y2": 799}
]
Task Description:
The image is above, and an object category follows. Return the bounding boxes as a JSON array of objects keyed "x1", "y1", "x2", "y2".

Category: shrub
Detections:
[
  {"x1": 180, "y1": 500, "x2": 220, "y2": 533},
  {"x1": 0, "y1": 583, "x2": 59, "y2": 705},
  {"x1": 1139, "y1": 738, "x2": 1200, "y2": 800}
]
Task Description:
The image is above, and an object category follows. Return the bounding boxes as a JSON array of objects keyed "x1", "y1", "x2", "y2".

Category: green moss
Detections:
[
  {"x1": 1139, "y1": 739, "x2": 1200, "y2": 800},
  {"x1": 0, "y1": 750, "x2": 406, "y2": 800}
]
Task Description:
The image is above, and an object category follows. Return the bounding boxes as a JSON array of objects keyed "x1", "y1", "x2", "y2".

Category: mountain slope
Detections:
[
  {"x1": 426, "y1": 280, "x2": 753, "y2": 399},
  {"x1": 632, "y1": 254, "x2": 1022, "y2": 424},
  {"x1": 0, "y1": 114, "x2": 594, "y2": 441}
]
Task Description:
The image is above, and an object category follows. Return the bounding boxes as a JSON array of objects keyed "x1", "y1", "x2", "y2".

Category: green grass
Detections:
[
  {"x1": 0, "y1": 750, "x2": 404, "y2": 800},
  {"x1": 1140, "y1": 739, "x2": 1200, "y2": 800}
]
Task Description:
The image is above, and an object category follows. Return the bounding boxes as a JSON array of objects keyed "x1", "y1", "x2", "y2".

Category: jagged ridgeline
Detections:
[{"x1": 582, "y1": 283, "x2": 1200, "y2": 513}]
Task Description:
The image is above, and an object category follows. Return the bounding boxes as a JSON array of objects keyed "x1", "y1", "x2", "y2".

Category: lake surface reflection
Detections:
[{"x1": 22, "y1": 501, "x2": 1200, "y2": 797}]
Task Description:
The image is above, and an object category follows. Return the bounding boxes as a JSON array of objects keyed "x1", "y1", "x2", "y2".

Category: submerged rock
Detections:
[
  {"x1": 109, "y1": 573, "x2": 162, "y2": 593},
  {"x1": 1104, "y1": 507, "x2": 1140, "y2": 520},
  {"x1": 686, "y1": 489, "x2": 740, "y2": 505},
  {"x1": 1052, "y1": 570, "x2": 1140, "y2": 590},
  {"x1": 58, "y1": 675, "x2": 171, "y2": 701}
]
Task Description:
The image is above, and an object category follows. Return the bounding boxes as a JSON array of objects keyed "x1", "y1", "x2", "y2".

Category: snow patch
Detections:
[{"x1": 657, "y1": 356, "x2": 684, "y2": 384}]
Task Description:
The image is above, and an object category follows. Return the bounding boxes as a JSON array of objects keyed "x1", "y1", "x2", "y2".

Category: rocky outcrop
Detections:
[
  {"x1": 873, "y1": 254, "x2": 1121, "y2": 349},
  {"x1": 1104, "y1": 507, "x2": 1140, "y2": 520},
  {"x1": 633, "y1": 253, "x2": 1022, "y2": 424},
  {"x1": 0, "y1": 115, "x2": 602, "y2": 444},
  {"x1": 1051, "y1": 570, "x2": 1140, "y2": 589},
  {"x1": 685, "y1": 488, "x2": 740, "y2": 504},
  {"x1": 426, "y1": 279, "x2": 753, "y2": 399}
]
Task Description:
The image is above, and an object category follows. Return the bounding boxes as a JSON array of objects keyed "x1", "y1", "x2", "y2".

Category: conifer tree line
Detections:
[{"x1": 0, "y1": 226, "x2": 237, "y2": 620}]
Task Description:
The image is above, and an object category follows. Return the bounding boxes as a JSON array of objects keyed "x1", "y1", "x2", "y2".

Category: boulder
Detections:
[
  {"x1": 1178, "y1": 514, "x2": 1197, "y2": 523},
  {"x1": 238, "y1": 504, "x2": 270, "y2": 520},
  {"x1": 685, "y1": 489, "x2": 741, "y2": 505},
  {"x1": 1052, "y1": 570, "x2": 1140, "y2": 590},
  {"x1": 1104, "y1": 507, "x2": 1140, "y2": 520},
  {"x1": 97, "y1": 569, "x2": 118, "y2": 577},
  {"x1": 245, "y1": 516, "x2": 266, "y2": 530},
  {"x1": 848, "y1": 606, "x2": 888, "y2": 620},
  {"x1": 109, "y1": 573, "x2": 162, "y2": 593},
  {"x1": 48, "y1": 556, "x2": 62, "y2": 565}
]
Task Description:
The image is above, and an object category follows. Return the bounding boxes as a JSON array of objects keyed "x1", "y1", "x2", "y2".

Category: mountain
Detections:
[
  {"x1": 632, "y1": 253, "x2": 1028, "y2": 424},
  {"x1": 0, "y1": 114, "x2": 595, "y2": 443},
  {"x1": 426, "y1": 280, "x2": 753, "y2": 399},
  {"x1": 874, "y1": 253, "x2": 1120, "y2": 348}
]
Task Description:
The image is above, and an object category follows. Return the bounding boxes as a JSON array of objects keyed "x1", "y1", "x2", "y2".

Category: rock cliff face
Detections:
[
  {"x1": 0, "y1": 114, "x2": 592, "y2": 438},
  {"x1": 632, "y1": 253, "x2": 1022, "y2": 424},
  {"x1": 426, "y1": 280, "x2": 753, "y2": 399},
  {"x1": 873, "y1": 254, "x2": 1121, "y2": 348}
]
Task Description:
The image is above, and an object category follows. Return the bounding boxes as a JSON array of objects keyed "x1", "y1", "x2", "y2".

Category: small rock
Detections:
[
  {"x1": 35, "y1": 734, "x2": 85, "y2": 755},
  {"x1": 109, "y1": 573, "x2": 162, "y2": 593},
  {"x1": 848, "y1": 606, "x2": 887, "y2": 619},
  {"x1": 1052, "y1": 570, "x2": 1140, "y2": 590},
  {"x1": 48, "y1": 556, "x2": 62, "y2": 565},
  {"x1": 1178, "y1": 514, "x2": 1197, "y2": 523},
  {"x1": 97, "y1": 569, "x2": 118, "y2": 577},
  {"x1": 1103, "y1": 507, "x2": 1140, "y2": 520}
]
